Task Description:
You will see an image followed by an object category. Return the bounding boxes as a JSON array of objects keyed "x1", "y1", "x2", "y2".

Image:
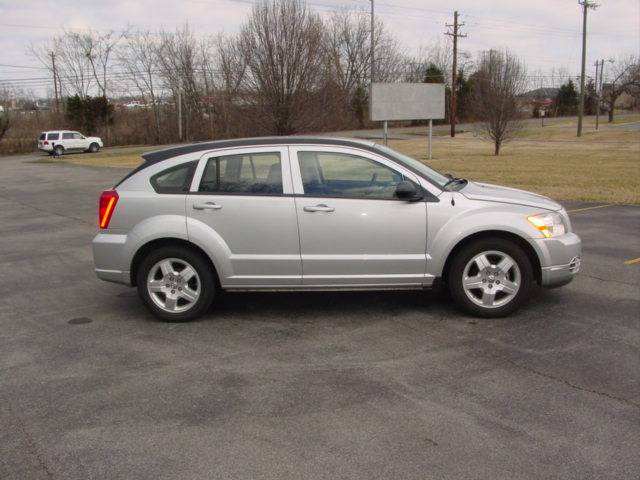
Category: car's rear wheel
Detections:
[
  {"x1": 88, "y1": 142, "x2": 100, "y2": 153},
  {"x1": 448, "y1": 238, "x2": 533, "y2": 318},
  {"x1": 136, "y1": 246, "x2": 215, "y2": 322},
  {"x1": 53, "y1": 145, "x2": 64, "y2": 156}
]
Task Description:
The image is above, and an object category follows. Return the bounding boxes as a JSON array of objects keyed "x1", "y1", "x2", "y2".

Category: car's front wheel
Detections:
[
  {"x1": 448, "y1": 238, "x2": 533, "y2": 318},
  {"x1": 88, "y1": 142, "x2": 100, "y2": 153},
  {"x1": 136, "y1": 246, "x2": 216, "y2": 322}
]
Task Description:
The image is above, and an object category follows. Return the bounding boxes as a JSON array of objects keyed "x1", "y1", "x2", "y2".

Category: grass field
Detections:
[{"x1": 59, "y1": 115, "x2": 640, "y2": 204}]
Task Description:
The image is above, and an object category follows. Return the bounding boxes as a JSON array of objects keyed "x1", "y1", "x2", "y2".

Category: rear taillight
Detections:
[
  {"x1": 43, "y1": 140, "x2": 49, "y2": 145},
  {"x1": 99, "y1": 190, "x2": 119, "y2": 229}
]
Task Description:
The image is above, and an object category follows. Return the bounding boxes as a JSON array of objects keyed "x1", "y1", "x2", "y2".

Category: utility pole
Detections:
[
  {"x1": 50, "y1": 52, "x2": 59, "y2": 114},
  {"x1": 370, "y1": 0, "x2": 375, "y2": 85},
  {"x1": 577, "y1": 0, "x2": 598, "y2": 137},
  {"x1": 446, "y1": 11, "x2": 466, "y2": 137},
  {"x1": 177, "y1": 89, "x2": 183, "y2": 142},
  {"x1": 594, "y1": 59, "x2": 600, "y2": 130},
  {"x1": 596, "y1": 58, "x2": 605, "y2": 130}
]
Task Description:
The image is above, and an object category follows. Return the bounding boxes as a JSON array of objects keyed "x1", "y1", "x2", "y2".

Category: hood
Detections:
[
  {"x1": 86, "y1": 136, "x2": 102, "y2": 142},
  {"x1": 460, "y1": 181, "x2": 562, "y2": 211}
]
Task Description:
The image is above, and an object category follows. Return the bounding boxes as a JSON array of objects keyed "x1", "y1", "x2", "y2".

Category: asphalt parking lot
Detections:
[{"x1": 1, "y1": 152, "x2": 639, "y2": 480}]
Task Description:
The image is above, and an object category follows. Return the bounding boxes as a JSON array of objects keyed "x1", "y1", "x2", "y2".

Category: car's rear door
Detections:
[
  {"x1": 186, "y1": 146, "x2": 301, "y2": 287},
  {"x1": 61, "y1": 132, "x2": 76, "y2": 149},
  {"x1": 289, "y1": 145, "x2": 429, "y2": 287}
]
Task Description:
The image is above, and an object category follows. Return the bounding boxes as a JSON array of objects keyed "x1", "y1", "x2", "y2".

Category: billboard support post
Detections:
[{"x1": 428, "y1": 119, "x2": 433, "y2": 160}]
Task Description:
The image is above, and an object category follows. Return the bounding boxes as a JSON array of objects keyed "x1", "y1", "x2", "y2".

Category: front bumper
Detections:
[{"x1": 532, "y1": 232, "x2": 582, "y2": 288}]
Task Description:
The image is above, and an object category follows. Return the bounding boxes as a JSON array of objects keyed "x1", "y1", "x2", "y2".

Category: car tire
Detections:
[
  {"x1": 53, "y1": 145, "x2": 64, "y2": 156},
  {"x1": 448, "y1": 238, "x2": 533, "y2": 318},
  {"x1": 88, "y1": 142, "x2": 100, "y2": 153},
  {"x1": 136, "y1": 246, "x2": 216, "y2": 322}
]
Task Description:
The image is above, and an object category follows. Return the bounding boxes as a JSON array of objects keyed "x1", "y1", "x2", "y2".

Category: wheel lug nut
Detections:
[
  {"x1": 496, "y1": 280, "x2": 500, "y2": 284},
  {"x1": 488, "y1": 284, "x2": 493, "y2": 289},
  {"x1": 482, "y1": 278, "x2": 486, "y2": 283},
  {"x1": 165, "y1": 284, "x2": 170, "y2": 288}
]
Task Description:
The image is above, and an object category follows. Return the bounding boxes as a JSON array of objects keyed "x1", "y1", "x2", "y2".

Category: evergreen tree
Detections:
[
  {"x1": 65, "y1": 95, "x2": 114, "y2": 134},
  {"x1": 584, "y1": 78, "x2": 598, "y2": 116},
  {"x1": 555, "y1": 80, "x2": 579, "y2": 116}
]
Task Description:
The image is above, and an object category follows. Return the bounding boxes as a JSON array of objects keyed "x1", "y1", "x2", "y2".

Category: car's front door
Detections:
[
  {"x1": 290, "y1": 146, "x2": 429, "y2": 287},
  {"x1": 186, "y1": 147, "x2": 301, "y2": 287},
  {"x1": 73, "y1": 132, "x2": 89, "y2": 150}
]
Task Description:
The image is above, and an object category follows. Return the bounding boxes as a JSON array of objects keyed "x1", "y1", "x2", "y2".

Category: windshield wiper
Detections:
[{"x1": 443, "y1": 176, "x2": 468, "y2": 191}]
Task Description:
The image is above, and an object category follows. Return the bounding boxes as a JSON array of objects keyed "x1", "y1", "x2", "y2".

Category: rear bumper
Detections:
[
  {"x1": 93, "y1": 233, "x2": 132, "y2": 286},
  {"x1": 95, "y1": 268, "x2": 131, "y2": 285},
  {"x1": 533, "y1": 232, "x2": 582, "y2": 288}
]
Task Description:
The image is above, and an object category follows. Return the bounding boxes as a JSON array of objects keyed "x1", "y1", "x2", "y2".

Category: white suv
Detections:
[{"x1": 38, "y1": 130, "x2": 103, "y2": 155}]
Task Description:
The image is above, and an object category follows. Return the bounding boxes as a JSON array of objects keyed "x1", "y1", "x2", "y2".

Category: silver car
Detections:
[{"x1": 93, "y1": 137, "x2": 581, "y2": 321}]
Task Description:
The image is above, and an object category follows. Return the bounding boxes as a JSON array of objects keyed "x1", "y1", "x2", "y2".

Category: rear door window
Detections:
[
  {"x1": 199, "y1": 152, "x2": 283, "y2": 195},
  {"x1": 62, "y1": 132, "x2": 73, "y2": 139},
  {"x1": 47, "y1": 132, "x2": 60, "y2": 140}
]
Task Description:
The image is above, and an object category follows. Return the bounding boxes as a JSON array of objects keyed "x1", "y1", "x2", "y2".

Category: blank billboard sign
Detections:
[{"x1": 370, "y1": 83, "x2": 445, "y2": 121}]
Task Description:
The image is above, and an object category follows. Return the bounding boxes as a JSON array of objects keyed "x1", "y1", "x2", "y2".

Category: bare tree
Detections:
[
  {"x1": 602, "y1": 55, "x2": 640, "y2": 122},
  {"x1": 156, "y1": 24, "x2": 202, "y2": 140},
  {"x1": 239, "y1": 0, "x2": 325, "y2": 135},
  {"x1": 119, "y1": 31, "x2": 163, "y2": 143},
  {"x1": 324, "y1": 9, "x2": 371, "y2": 96},
  {"x1": 197, "y1": 35, "x2": 220, "y2": 138},
  {"x1": 323, "y1": 8, "x2": 403, "y2": 126},
  {"x1": 0, "y1": 86, "x2": 11, "y2": 143},
  {"x1": 472, "y1": 49, "x2": 527, "y2": 156},
  {"x1": 80, "y1": 30, "x2": 124, "y2": 99},
  {"x1": 30, "y1": 33, "x2": 94, "y2": 99},
  {"x1": 215, "y1": 33, "x2": 248, "y2": 136},
  {"x1": 426, "y1": 38, "x2": 453, "y2": 86}
]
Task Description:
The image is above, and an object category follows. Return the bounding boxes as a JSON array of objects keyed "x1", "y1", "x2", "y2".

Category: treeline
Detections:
[
  {"x1": 1, "y1": 0, "x2": 638, "y2": 155},
  {"x1": 3, "y1": 0, "x2": 475, "y2": 152}
]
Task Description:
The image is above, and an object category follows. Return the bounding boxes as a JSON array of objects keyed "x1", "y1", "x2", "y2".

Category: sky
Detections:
[{"x1": 0, "y1": 0, "x2": 638, "y2": 96}]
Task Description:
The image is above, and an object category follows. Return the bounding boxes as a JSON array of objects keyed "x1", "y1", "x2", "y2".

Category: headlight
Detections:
[{"x1": 527, "y1": 212, "x2": 566, "y2": 238}]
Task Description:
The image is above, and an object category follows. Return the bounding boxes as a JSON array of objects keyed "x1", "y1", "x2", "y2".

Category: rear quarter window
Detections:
[
  {"x1": 150, "y1": 161, "x2": 197, "y2": 194},
  {"x1": 39, "y1": 133, "x2": 46, "y2": 140}
]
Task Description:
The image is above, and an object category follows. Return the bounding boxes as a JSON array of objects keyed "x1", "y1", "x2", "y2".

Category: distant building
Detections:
[{"x1": 518, "y1": 87, "x2": 560, "y2": 116}]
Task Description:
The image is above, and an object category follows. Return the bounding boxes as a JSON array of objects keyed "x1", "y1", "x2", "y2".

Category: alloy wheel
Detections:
[
  {"x1": 462, "y1": 250, "x2": 521, "y2": 309},
  {"x1": 146, "y1": 258, "x2": 201, "y2": 313}
]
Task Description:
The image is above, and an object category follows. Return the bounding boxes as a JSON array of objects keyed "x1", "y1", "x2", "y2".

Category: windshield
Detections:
[{"x1": 374, "y1": 144, "x2": 450, "y2": 188}]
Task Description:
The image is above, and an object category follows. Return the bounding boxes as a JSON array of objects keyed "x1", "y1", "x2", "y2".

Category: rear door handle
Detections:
[
  {"x1": 303, "y1": 204, "x2": 335, "y2": 213},
  {"x1": 193, "y1": 202, "x2": 223, "y2": 210}
]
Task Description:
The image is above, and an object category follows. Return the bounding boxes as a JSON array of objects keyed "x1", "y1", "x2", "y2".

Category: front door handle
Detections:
[
  {"x1": 193, "y1": 202, "x2": 223, "y2": 211},
  {"x1": 303, "y1": 204, "x2": 335, "y2": 213}
]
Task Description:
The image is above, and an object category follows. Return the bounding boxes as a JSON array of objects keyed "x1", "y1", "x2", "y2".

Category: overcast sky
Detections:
[{"x1": 0, "y1": 0, "x2": 638, "y2": 95}]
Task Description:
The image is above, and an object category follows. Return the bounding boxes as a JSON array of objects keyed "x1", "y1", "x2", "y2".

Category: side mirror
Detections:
[{"x1": 395, "y1": 181, "x2": 423, "y2": 201}]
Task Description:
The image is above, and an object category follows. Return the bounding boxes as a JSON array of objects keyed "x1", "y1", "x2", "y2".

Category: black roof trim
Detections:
[
  {"x1": 117, "y1": 135, "x2": 442, "y2": 193},
  {"x1": 141, "y1": 136, "x2": 375, "y2": 163}
]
